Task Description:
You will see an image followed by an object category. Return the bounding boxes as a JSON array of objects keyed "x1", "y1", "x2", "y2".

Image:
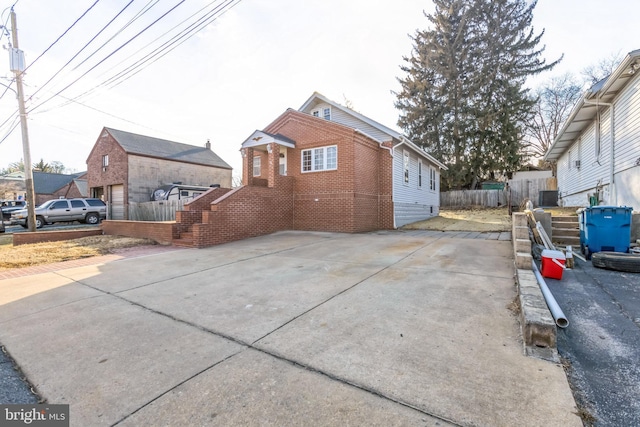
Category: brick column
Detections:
[
  {"x1": 267, "y1": 143, "x2": 280, "y2": 188},
  {"x1": 242, "y1": 148, "x2": 254, "y2": 186}
]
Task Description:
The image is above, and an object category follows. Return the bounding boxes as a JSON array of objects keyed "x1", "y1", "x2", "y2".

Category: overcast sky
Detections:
[{"x1": 0, "y1": 0, "x2": 638, "y2": 179}]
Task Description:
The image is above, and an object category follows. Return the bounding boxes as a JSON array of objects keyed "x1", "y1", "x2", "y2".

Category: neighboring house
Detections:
[
  {"x1": 32, "y1": 171, "x2": 88, "y2": 205},
  {"x1": 0, "y1": 171, "x2": 26, "y2": 200},
  {"x1": 545, "y1": 49, "x2": 640, "y2": 209},
  {"x1": 86, "y1": 127, "x2": 232, "y2": 219}
]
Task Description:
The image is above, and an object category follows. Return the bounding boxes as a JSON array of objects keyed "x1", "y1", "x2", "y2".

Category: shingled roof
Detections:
[
  {"x1": 33, "y1": 171, "x2": 86, "y2": 194},
  {"x1": 104, "y1": 127, "x2": 232, "y2": 169}
]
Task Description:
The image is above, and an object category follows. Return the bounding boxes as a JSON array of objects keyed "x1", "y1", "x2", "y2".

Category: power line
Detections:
[
  {"x1": 24, "y1": 0, "x2": 136, "y2": 106},
  {"x1": 27, "y1": 0, "x2": 188, "y2": 115},
  {"x1": 23, "y1": 0, "x2": 101, "y2": 73},
  {"x1": 69, "y1": 0, "x2": 240, "y2": 103}
]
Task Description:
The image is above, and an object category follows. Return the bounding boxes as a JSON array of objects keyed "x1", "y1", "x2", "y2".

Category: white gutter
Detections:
[{"x1": 583, "y1": 99, "x2": 615, "y2": 205}]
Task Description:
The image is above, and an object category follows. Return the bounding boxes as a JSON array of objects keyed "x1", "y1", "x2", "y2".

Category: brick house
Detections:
[
  {"x1": 33, "y1": 171, "x2": 88, "y2": 205},
  {"x1": 157, "y1": 93, "x2": 447, "y2": 247},
  {"x1": 87, "y1": 127, "x2": 232, "y2": 219}
]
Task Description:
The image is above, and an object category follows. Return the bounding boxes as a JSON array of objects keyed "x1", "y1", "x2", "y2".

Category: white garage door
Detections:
[{"x1": 110, "y1": 184, "x2": 125, "y2": 220}]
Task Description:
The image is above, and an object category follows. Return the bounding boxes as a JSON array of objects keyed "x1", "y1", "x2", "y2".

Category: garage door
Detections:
[{"x1": 110, "y1": 184, "x2": 124, "y2": 220}]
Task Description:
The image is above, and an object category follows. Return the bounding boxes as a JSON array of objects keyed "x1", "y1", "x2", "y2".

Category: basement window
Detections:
[{"x1": 301, "y1": 145, "x2": 337, "y2": 172}]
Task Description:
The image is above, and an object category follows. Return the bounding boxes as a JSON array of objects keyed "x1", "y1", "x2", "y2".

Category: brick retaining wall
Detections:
[{"x1": 13, "y1": 228, "x2": 103, "y2": 246}]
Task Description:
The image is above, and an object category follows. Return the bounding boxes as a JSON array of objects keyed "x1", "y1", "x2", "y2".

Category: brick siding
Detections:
[
  {"x1": 13, "y1": 229, "x2": 103, "y2": 246},
  {"x1": 101, "y1": 220, "x2": 175, "y2": 245}
]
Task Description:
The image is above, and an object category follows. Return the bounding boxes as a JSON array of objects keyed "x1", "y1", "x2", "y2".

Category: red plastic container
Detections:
[{"x1": 541, "y1": 249, "x2": 566, "y2": 280}]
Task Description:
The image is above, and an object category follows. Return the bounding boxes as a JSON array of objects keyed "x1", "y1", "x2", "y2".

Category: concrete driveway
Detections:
[{"x1": 0, "y1": 230, "x2": 580, "y2": 426}]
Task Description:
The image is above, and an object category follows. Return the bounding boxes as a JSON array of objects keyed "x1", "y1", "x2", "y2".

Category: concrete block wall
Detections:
[{"x1": 512, "y1": 213, "x2": 532, "y2": 270}]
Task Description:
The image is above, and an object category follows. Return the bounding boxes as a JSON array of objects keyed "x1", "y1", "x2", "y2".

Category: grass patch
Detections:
[
  {"x1": 403, "y1": 207, "x2": 512, "y2": 232},
  {"x1": 0, "y1": 235, "x2": 156, "y2": 271}
]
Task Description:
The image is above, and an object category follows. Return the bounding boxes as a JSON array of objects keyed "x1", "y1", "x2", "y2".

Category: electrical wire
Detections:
[
  {"x1": 70, "y1": 0, "x2": 240, "y2": 103},
  {"x1": 23, "y1": 0, "x2": 101, "y2": 72},
  {"x1": 24, "y1": 0, "x2": 136, "y2": 107},
  {"x1": 27, "y1": 0, "x2": 188, "y2": 115}
]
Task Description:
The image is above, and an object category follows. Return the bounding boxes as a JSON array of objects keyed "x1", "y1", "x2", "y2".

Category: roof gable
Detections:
[
  {"x1": 298, "y1": 92, "x2": 447, "y2": 170},
  {"x1": 104, "y1": 127, "x2": 232, "y2": 169},
  {"x1": 33, "y1": 171, "x2": 83, "y2": 194}
]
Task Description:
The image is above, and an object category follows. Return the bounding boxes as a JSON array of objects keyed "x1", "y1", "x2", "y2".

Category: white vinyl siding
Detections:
[
  {"x1": 393, "y1": 146, "x2": 440, "y2": 227},
  {"x1": 310, "y1": 102, "x2": 390, "y2": 142},
  {"x1": 301, "y1": 145, "x2": 337, "y2": 172},
  {"x1": 613, "y1": 73, "x2": 640, "y2": 173}
]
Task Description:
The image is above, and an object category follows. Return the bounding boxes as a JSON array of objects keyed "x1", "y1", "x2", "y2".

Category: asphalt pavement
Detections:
[
  {"x1": 544, "y1": 257, "x2": 640, "y2": 426},
  {"x1": 0, "y1": 230, "x2": 580, "y2": 426}
]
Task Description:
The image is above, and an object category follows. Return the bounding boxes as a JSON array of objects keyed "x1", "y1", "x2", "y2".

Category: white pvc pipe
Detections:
[{"x1": 531, "y1": 260, "x2": 569, "y2": 329}]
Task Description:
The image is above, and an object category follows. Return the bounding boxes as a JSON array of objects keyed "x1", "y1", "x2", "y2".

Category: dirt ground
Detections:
[
  {"x1": 0, "y1": 235, "x2": 156, "y2": 270},
  {"x1": 403, "y1": 207, "x2": 513, "y2": 232}
]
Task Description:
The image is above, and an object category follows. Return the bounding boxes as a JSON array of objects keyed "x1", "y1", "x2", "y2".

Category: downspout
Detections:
[{"x1": 583, "y1": 99, "x2": 615, "y2": 205}]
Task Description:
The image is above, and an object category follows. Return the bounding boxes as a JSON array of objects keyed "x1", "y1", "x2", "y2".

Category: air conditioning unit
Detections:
[{"x1": 574, "y1": 160, "x2": 581, "y2": 169}]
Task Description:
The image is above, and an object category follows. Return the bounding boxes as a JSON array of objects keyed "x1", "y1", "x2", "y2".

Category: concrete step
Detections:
[
  {"x1": 552, "y1": 215, "x2": 578, "y2": 223},
  {"x1": 552, "y1": 221, "x2": 579, "y2": 229},
  {"x1": 552, "y1": 227, "x2": 580, "y2": 236},
  {"x1": 552, "y1": 235, "x2": 580, "y2": 246}
]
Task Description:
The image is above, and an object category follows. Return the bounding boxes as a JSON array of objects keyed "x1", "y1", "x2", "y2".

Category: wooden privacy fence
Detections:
[
  {"x1": 508, "y1": 177, "x2": 557, "y2": 208},
  {"x1": 440, "y1": 177, "x2": 558, "y2": 208},
  {"x1": 440, "y1": 190, "x2": 506, "y2": 208},
  {"x1": 128, "y1": 200, "x2": 185, "y2": 221}
]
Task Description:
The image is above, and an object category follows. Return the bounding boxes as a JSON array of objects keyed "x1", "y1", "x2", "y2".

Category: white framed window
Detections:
[
  {"x1": 301, "y1": 145, "x2": 337, "y2": 172},
  {"x1": 323, "y1": 107, "x2": 331, "y2": 120},
  {"x1": 102, "y1": 155, "x2": 109, "y2": 167},
  {"x1": 403, "y1": 151, "x2": 410, "y2": 185},
  {"x1": 312, "y1": 110, "x2": 319, "y2": 117},
  {"x1": 253, "y1": 156, "x2": 261, "y2": 177},
  {"x1": 429, "y1": 167, "x2": 436, "y2": 191},
  {"x1": 418, "y1": 160, "x2": 423, "y2": 188}
]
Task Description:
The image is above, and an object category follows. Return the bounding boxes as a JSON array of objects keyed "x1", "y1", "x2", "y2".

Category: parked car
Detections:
[
  {"x1": 11, "y1": 198, "x2": 106, "y2": 229},
  {"x1": 0, "y1": 206, "x2": 4, "y2": 233},
  {"x1": 1, "y1": 200, "x2": 26, "y2": 221}
]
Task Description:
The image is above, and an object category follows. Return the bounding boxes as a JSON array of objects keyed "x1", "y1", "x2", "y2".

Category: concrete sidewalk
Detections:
[{"x1": 0, "y1": 231, "x2": 580, "y2": 426}]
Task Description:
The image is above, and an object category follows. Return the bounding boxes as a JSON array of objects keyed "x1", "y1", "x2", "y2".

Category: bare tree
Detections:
[
  {"x1": 525, "y1": 73, "x2": 582, "y2": 159},
  {"x1": 581, "y1": 51, "x2": 623, "y2": 85}
]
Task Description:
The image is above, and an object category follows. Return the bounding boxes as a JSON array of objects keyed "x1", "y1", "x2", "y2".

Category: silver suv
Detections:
[{"x1": 11, "y1": 198, "x2": 107, "y2": 229}]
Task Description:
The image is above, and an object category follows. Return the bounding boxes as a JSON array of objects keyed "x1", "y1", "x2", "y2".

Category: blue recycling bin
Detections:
[{"x1": 580, "y1": 206, "x2": 633, "y2": 259}]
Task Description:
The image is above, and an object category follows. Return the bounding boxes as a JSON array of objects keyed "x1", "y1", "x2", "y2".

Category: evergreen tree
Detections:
[{"x1": 395, "y1": 0, "x2": 559, "y2": 189}]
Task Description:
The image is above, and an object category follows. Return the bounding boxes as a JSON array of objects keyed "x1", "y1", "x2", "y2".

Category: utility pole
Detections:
[{"x1": 10, "y1": 8, "x2": 36, "y2": 232}]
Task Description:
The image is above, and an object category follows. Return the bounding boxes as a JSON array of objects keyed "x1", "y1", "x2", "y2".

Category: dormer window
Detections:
[{"x1": 311, "y1": 108, "x2": 331, "y2": 120}]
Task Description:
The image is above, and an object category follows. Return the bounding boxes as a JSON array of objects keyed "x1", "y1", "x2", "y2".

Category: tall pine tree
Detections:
[{"x1": 395, "y1": 0, "x2": 559, "y2": 190}]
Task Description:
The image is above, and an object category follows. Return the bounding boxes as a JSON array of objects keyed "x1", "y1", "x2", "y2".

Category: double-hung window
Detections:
[
  {"x1": 418, "y1": 160, "x2": 423, "y2": 188},
  {"x1": 253, "y1": 156, "x2": 261, "y2": 177},
  {"x1": 403, "y1": 151, "x2": 410, "y2": 185},
  {"x1": 429, "y1": 167, "x2": 436, "y2": 191},
  {"x1": 301, "y1": 145, "x2": 337, "y2": 172}
]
